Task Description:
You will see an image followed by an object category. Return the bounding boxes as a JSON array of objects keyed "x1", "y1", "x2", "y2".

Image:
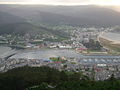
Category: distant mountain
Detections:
[{"x1": 0, "y1": 5, "x2": 120, "y2": 27}]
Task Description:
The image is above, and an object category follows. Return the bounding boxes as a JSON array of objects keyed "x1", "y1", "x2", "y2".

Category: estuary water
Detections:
[
  {"x1": 100, "y1": 32, "x2": 120, "y2": 44},
  {"x1": 10, "y1": 49, "x2": 83, "y2": 60},
  {"x1": 0, "y1": 46, "x2": 120, "y2": 60}
]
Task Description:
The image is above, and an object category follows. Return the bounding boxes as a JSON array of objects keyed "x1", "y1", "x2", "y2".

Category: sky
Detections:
[{"x1": 0, "y1": 0, "x2": 120, "y2": 6}]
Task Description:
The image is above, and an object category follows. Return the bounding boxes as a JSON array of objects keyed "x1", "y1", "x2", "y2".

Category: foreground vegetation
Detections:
[{"x1": 0, "y1": 66, "x2": 120, "y2": 90}]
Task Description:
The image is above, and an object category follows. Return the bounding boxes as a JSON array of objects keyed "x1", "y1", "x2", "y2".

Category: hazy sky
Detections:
[{"x1": 0, "y1": 0, "x2": 120, "y2": 5}]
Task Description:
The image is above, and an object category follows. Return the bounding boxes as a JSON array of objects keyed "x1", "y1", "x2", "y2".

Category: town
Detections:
[
  {"x1": 1, "y1": 55, "x2": 120, "y2": 81},
  {"x1": 0, "y1": 26, "x2": 120, "y2": 81},
  {"x1": 0, "y1": 26, "x2": 113, "y2": 52}
]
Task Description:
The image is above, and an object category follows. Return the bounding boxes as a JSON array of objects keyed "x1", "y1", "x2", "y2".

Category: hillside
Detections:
[
  {"x1": 0, "y1": 22, "x2": 69, "y2": 38},
  {"x1": 0, "y1": 11, "x2": 25, "y2": 26},
  {"x1": 0, "y1": 5, "x2": 120, "y2": 38},
  {"x1": 0, "y1": 10, "x2": 69, "y2": 38},
  {"x1": 0, "y1": 5, "x2": 120, "y2": 27}
]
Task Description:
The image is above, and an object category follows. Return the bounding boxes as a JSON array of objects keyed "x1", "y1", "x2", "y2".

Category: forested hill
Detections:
[{"x1": 0, "y1": 66, "x2": 119, "y2": 90}]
